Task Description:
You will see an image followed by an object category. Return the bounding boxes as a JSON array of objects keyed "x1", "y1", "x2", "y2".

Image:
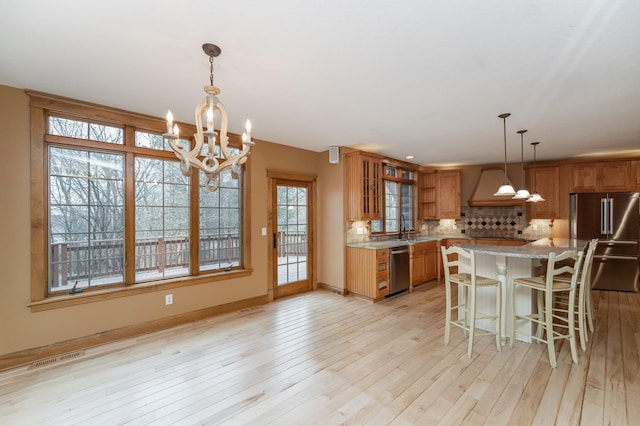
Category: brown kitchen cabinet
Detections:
[
  {"x1": 409, "y1": 241, "x2": 438, "y2": 290},
  {"x1": 345, "y1": 151, "x2": 383, "y2": 221},
  {"x1": 346, "y1": 247, "x2": 389, "y2": 301},
  {"x1": 633, "y1": 161, "x2": 640, "y2": 191},
  {"x1": 569, "y1": 161, "x2": 633, "y2": 193},
  {"x1": 527, "y1": 165, "x2": 560, "y2": 218},
  {"x1": 418, "y1": 170, "x2": 461, "y2": 219}
]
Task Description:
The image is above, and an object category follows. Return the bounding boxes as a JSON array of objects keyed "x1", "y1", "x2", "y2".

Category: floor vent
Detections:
[
  {"x1": 236, "y1": 306, "x2": 263, "y2": 316},
  {"x1": 29, "y1": 351, "x2": 85, "y2": 370}
]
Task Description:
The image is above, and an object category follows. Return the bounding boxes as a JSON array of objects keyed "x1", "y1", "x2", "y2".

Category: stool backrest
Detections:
[
  {"x1": 580, "y1": 239, "x2": 599, "y2": 288},
  {"x1": 546, "y1": 249, "x2": 584, "y2": 289},
  {"x1": 441, "y1": 245, "x2": 476, "y2": 283}
]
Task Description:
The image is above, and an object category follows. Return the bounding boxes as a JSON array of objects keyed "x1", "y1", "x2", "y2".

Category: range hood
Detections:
[{"x1": 468, "y1": 167, "x2": 524, "y2": 207}]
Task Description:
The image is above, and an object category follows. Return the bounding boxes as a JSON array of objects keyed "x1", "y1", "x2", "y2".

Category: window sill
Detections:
[{"x1": 28, "y1": 269, "x2": 253, "y2": 312}]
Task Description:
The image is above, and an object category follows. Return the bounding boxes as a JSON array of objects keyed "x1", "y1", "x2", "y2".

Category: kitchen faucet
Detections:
[{"x1": 398, "y1": 214, "x2": 406, "y2": 239}]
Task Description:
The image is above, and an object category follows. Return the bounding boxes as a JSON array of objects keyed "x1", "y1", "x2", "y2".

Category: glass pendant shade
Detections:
[
  {"x1": 494, "y1": 183, "x2": 516, "y2": 196},
  {"x1": 527, "y1": 192, "x2": 545, "y2": 203},
  {"x1": 513, "y1": 188, "x2": 531, "y2": 199}
]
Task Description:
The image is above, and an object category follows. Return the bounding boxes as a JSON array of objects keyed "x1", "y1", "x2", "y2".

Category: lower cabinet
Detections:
[
  {"x1": 346, "y1": 247, "x2": 389, "y2": 301},
  {"x1": 410, "y1": 241, "x2": 438, "y2": 290}
]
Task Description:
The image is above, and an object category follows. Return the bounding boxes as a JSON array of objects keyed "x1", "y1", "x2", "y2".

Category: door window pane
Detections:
[{"x1": 277, "y1": 185, "x2": 308, "y2": 285}]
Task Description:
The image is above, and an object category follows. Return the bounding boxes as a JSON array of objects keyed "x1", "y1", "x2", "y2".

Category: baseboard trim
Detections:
[{"x1": 0, "y1": 295, "x2": 269, "y2": 372}]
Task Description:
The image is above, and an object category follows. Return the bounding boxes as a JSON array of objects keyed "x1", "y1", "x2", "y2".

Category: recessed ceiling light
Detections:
[{"x1": 406, "y1": 155, "x2": 414, "y2": 159}]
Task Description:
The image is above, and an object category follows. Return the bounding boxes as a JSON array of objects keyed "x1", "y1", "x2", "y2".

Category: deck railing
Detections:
[
  {"x1": 49, "y1": 231, "x2": 306, "y2": 289},
  {"x1": 277, "y1": 231, "x2": 307, "y2": 257}
]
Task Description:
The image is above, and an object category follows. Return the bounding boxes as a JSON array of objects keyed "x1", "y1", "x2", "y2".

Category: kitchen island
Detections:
[{"x1": 453, "y1": 238, "x2": 587, "y2": 343}]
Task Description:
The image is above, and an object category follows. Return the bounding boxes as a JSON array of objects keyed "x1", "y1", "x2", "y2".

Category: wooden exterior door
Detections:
[{"x1": 270, "y1": 176, "x2": 315, "y2": 299}]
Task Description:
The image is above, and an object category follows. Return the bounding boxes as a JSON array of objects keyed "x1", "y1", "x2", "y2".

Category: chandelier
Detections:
[{"x1": 163, "y1": 43, "x2": 253, "y2": 191}]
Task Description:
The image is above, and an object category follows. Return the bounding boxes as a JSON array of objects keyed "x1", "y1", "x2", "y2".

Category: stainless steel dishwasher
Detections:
[{"x1": 389, "y1": 246, "x2": 410, "y2": 295}]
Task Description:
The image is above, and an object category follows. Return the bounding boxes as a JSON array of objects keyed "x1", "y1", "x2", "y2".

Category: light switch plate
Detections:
[{"x1": 261, "y1": 227, "x2": 267, "y2": 236}]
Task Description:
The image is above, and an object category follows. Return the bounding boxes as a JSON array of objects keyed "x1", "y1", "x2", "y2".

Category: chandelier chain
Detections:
[{"x1": 209, "y1": 55, "x2": 215, "y2": 86}]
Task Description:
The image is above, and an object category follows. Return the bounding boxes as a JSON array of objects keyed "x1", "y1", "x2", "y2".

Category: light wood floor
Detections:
[{"x1": 1, "y1": 281, "x2": 639, "y2": 425}]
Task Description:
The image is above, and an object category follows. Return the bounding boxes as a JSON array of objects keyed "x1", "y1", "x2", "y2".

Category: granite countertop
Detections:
[
  {"x1": 346, "y1": 237, "x2": 442, "y2": 250},
  {"x1": 345, "y1": 235, "x2": 534, "y2": 250},
  {"x1": 455, "y1": 238, "x2": 588, "y2": 259}
]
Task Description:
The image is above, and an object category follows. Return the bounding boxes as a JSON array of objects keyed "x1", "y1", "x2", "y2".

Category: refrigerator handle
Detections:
[
  {"x1": 600, "y1": 197, "x2": 608, "y2": 234},
  {"x1": 608, "y1": 197, "x2": 614, "y2": 235}
]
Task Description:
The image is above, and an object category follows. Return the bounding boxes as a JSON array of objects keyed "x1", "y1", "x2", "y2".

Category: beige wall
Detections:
[
  {"x1": 0, "y1": 85, "x2": 344, "y2": 357},
  {"x1": 316, "y1": 151, "x2": 345, "y2": 292}
]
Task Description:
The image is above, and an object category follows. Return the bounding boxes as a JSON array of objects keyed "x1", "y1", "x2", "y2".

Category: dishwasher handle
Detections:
[{"x1": 390, "y1": 248, "x2": 409, "y2": 255}]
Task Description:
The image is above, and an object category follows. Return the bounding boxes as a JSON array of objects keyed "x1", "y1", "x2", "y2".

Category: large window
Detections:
[
  {"x1": 31, "y1": 93, "x2": 249, "y2": 303},
  {"x1": 373, "y1": 164, "x2": 415, "y2": 234}
]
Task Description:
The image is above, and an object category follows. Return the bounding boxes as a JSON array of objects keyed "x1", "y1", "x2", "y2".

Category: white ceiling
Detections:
[{"x1": 1, "y1": 0, "x2": 639, "y2": 166}]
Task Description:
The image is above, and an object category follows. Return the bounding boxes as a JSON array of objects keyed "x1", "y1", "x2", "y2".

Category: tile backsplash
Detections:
[
  {"x1": 423, "y1": 205, "x2": 553, "y2": 240},
  {"x1": 346, "y1": 206, "x2": 553, "y2": 243}
]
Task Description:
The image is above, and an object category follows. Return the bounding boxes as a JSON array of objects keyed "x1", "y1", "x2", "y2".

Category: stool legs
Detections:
[{"x1": 444, "y1": 278, "x2": 452, "y2": 346}]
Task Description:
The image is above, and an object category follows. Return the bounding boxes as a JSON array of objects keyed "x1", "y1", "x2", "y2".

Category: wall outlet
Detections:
[{"x1": 165, "y1": 294, "x2": 173, "y2": 305}]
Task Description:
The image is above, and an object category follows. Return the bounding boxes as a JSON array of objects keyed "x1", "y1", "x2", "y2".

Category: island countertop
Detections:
[{"x1": 455, "y1": 238, "x2": 589, "y2": 259}]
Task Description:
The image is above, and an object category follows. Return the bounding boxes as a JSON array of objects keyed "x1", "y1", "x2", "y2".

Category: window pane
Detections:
[
  {"x1": 49, "y1": 117, "x2": 88, "y2": 139},
  {"x1": 135, "y1": 130, "x2": 189, "y2": 151},
  {"x1": 49, "y1": 116, "x2": 123, "y2": 145},
  {"x1": 401, "y1": 183, "x2": 413, "y2": 230},
  {"x1": 88, "y1": 123, "x2": 123, "y2": 144},
  {"x1": 385, "y1": 165, "x2": 397, "y2": 177},
  {"x1": 135, "y1": 158, "x2": 190, "y2": 281},
  {"x1": 48, "y1": 147, "x2": 124, "y2": 292},
  {"x1": 385, "y1": 181, "x2": 398, "y2": 232},
  {"x1": 199, "y1": 169, "x2": 242, "y2": 272},
  {"x1": 135, "y1": 131, "x2": 165, "y2": 150}
]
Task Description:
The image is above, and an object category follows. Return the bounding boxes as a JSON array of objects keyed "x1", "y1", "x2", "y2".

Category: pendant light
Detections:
[
  {"x1": 512, "y1": 129, "x2": 531, "y2": 199},
  {"x1": 494, "y1": 113, "x2": 516, "y2": 196},
  {"x1": 527, "y1": 141, "x2": 545, "y2": 202}
]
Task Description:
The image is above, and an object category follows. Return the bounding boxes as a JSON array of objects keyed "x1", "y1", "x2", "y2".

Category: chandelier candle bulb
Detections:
[
  {"x1": 206, "y1": 108, "x2": 214, "y2": 132},
  {"x1": 166, "y1": 110, "x2": 174, "y2": 134}
]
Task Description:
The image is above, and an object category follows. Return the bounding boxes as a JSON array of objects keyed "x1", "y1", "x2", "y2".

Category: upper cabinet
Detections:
[
  {"x1": 569, "y1": 161, "x2": 633, "y2": 193},
  {"x1": 419, "y1": 170, "x2": 461, "y2": 219},
  {"x1": 527, "y1": 166, "x2": 560, "y2": 219},
  {"x1": 345, "y1": 151, "x2": 383, "y2": 221}
]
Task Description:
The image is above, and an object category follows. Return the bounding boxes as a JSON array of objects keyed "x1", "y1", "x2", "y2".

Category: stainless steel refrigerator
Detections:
[{"x1": 570, "y1": 192, "x2": 640, "y2": 292}]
